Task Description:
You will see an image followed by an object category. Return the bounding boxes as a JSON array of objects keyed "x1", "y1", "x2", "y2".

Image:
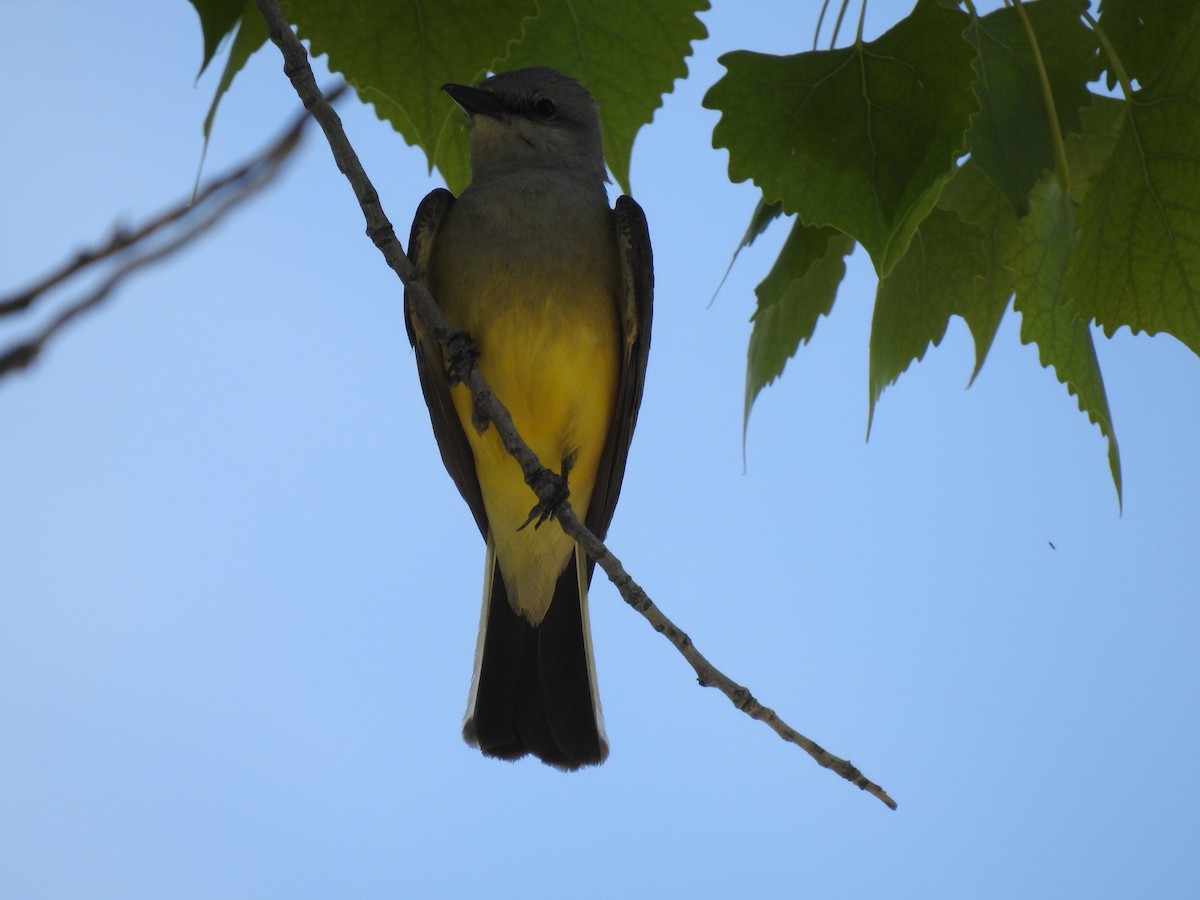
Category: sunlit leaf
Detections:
[
  {"x1": 1065, "y1": 7, "x2": 1200, "y2": 357},
  {"x1": 935, "y1": 161, "x2": 1018, "y2": 385},
  {"x1": 1011, "y1": 175, "x2": 1122, "y2": 503}
]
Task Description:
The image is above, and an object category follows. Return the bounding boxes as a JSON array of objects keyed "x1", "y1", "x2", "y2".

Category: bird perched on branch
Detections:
[{"x1": 405, "y1": 67, "x2": 653, "y2": 769}]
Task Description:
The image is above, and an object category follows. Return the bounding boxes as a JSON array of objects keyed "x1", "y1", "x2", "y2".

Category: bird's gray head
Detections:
[{"x1": 443, "y1": 67, "x2": 607, "y2": 184}]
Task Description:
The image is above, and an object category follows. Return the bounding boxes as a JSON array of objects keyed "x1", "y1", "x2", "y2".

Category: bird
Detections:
[{"x1": 404, "y1": 67, "x2": 653, "y2": 770}]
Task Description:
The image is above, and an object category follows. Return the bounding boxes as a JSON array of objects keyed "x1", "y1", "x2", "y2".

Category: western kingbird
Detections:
[{"x1": 404, "y1": 68, "x2": 653, "y2": 770}]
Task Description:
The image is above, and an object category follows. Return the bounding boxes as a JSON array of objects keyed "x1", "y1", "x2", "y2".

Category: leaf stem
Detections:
[
  {"x1": 814, "y1": 0, "x2": 831, "y2": 50},
  {"x1": 829, "y1": 0, "x2": 852, "y2": 49},
  {"x1": 1072, "y1": 1, "x2": 1135, "y2": 100},
  {"x1": 1012, "y1": 0, "x2": 1070, "y2": 198}
]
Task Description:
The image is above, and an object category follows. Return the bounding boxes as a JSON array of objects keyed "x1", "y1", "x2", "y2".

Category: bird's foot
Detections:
[
  {"x1": 518, "y1": 465, "x2": 571, "y2": 531},
  {"x1": 443, "y1": 330, "x2": 480, "y2": 387}
]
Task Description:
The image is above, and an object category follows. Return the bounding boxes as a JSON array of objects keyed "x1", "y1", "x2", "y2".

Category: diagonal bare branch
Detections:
[
  {"x1": 0, "y1": 86, "x2": 344, "y2": 378},
  {"x1": 253, "y1": 0, "x2": 897, "y2": 809}
]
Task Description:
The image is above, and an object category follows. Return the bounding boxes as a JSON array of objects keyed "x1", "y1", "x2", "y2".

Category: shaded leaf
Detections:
[
  {"x1": 704, "y1": 0, "x2": 977, "y2": 276},
  {"x1": 736, "y1": 197, "x2": 785, "y2": 255},
  {"x1": 202, "y1": 0, "x2": 269, "y2": 142},
  {"x1": 1098, "y1": 0, "x2": 1199, "y2": 89},
  {"x1": 1062, "y1": 94, "x2": 1125, "y2": 204},
  {"x1": 712, "y1": 198, "x2": 784, "y2": 305},
  {"x1": 500, "y1": 0, "x2": 709, "y2": 195},
  {"x1": 1065, "y1": 7, "x2": 1200, "y2": 357},
  {"x1": 285, "y1": 0, "x2": 535, "y2": 195},
  {"x1": 867, "y1": 207, "x2": 990, "y2": 431},
  {"x1": 188, "y1": 0, "x2": 246, "y2": 78},
  {"x1": 745, "y1": 222, "x2": 854, "y2": 432},
  {"x1": 964, "y1": 2, "x2": 1098, "y2": 214},
  {"x1": 1010, "y1": 176, "x2": 1122, "y2": 503}
]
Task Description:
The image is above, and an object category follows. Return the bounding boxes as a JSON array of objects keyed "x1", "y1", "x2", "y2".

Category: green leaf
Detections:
[
  {"x1": 712, "y1": 198, "x2": 784, "y2": 307},
  {"x1": 734, "y1": 197, "x2": 785, "y2": 256},
  {"x1": 274, "y1": 0, "x2": 706, "y2": 195},
  {"x1": 1062, "y1": 94, "x2": 1125, "y2": 205},
  {"x1": 1010, "y1": 175, "x2": 1122, "y2": 503},
  {"x1": 285, "y1": 0, "x2": 535, "y2": 195},
  {"x1": 867, "y1": 206, "x2": 992, "y2": 432},
  {"x1": 1098, "y1": 0, "x2": 1199, "y2": 90},
  {"x1": 704, "y1": 0, "x2": 977, "y2": 276},
  {"x1": 188, "y1": 0, "x2": 246, "y2": 78},
  {"x1": 935, "y1": 161, "x2": 1019, "y2": 385},
  {"x1": 500, "y1": 0, "x2": 709, "y2": 195},
  {"x1": 1064, "y1": 7, "x2": 1200, "y2": 357},
  {"x1": 744, "y1": 222, "x2": 854, "y2": 431},
  {"x1": 201, "y1": 0, "x2": 268, "y2": 142},
  {"x1": 964, "y1": 1, "x2": 1098, "y2": 214}
]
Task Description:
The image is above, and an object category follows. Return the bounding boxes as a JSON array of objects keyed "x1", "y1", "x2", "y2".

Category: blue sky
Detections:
[{"x1": 3, "y1": 1, "x2": 1199, "y2": 897}]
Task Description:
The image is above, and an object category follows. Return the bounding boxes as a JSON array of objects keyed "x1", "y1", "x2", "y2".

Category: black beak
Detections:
[{"x1": 442, "y1": 83, "x2": 507, "y2": 120}]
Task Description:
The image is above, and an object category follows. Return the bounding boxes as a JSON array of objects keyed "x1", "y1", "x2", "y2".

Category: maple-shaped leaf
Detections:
[
  {"x1": 704, "y1": 0, "x2": 977, "y2": 276},
  {"x1": 501, "y1": 0, "x2": 709, "y2": 195},
  {"x1": 964, "y1": 1, "x2": 1097, "y2": 215},
  {"x1": 1064, "y1": 6, "x2": 1200, "y2": 357},
  {"x1": 1011, "y1": 176, "x2": 1122, "y2": 503},
  {"x1": 189, "y1": 0, "x2": 248, "y2": 77},
  {"x1": 867, "y1": 206, "x2": 993, "y2": 432},
  {"x1": 285, "y1": 0, "x2": 534, "y2": 196},
  {"x1": 1097, "y1": 0, "x2": 1199, "y2": 90},
  {"x1": 744, "y1": 221, "x2": 854, "y2": 433},
  {"x1": 934, "y1": 161, "x2": 1018, "y2": 387}
]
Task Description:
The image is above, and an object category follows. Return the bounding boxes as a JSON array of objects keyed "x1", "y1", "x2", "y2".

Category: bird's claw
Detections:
[
  {"x1": 518, "y1": 468, "x2": 570, "y2": 531},
  {"x1": 443, "y1": 330, "x2": 480, "y2": 387}
]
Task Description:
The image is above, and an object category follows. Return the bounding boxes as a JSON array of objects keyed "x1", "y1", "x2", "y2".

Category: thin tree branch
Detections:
[
  {"x1": 253, "y1": 0, "x2": 897, "y2": 809},
  {"x1": 0, "y1": 89, "x2": 342, "y2": 377},
  {"x1": 2, "y1": 190, "x2": 252, "y2": 376}
]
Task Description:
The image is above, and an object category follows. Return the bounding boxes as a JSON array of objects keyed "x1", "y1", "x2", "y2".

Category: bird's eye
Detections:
[{"x1": 532, "y1": 96, "x2": 557, "y2": 119}]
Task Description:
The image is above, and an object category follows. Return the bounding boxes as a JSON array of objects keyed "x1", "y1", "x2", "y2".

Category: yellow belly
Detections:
[{"x1": 442, "y1": 271, "x2": 620, "y2": 623}]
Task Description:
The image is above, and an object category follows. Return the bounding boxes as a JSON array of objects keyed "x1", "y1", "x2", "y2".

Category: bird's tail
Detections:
[{"x1": 463, "y1": 538, "x2": 608, "y2": 770}]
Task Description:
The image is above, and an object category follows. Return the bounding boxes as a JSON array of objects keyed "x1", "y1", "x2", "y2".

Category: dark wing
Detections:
[
  {"x1": 583, "y1": 195, "x2": 653, "y2": 555},
  {"x1": 405, "y1": 188, "x2": 489, "y2": 538}
]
